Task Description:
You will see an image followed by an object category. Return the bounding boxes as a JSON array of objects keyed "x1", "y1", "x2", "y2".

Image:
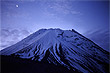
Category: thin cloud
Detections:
[
  {"x1": 83, "y1": 29, "x2": 109, "y2": 51},
  {"x1": 0, "y1": 28, "x2": 30, "y2": 50},
  {"x1": 42, "y1": 0, "x2": 82, "y2": 18}
]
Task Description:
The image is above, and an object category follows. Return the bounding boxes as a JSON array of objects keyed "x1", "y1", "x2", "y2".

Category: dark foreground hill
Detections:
[{"x1": 1, "y1": 55, "x2": 81, "y2": 73}]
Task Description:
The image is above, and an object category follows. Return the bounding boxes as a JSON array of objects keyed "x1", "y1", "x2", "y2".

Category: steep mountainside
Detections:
[{"x1": 1, "y1": 28, "x2": 109, "y2": 73}]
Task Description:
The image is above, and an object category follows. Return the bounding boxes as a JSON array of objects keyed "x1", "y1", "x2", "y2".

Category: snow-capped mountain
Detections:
[{"x1": 1, "y1": 28, "x2": 109, "y2": 73}]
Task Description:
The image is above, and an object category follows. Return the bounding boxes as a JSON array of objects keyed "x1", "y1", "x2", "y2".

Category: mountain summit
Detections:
[{"x1": 1, "y1": 28, "x2": 109, "y2": 73}]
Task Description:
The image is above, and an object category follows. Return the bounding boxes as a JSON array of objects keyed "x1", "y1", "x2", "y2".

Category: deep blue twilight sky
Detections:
[{"x1": 0, "y1": 0, "x2": 109, "y2": 51}]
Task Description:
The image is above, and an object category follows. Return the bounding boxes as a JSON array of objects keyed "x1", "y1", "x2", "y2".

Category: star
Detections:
[{"x1": 16, "y1": 5, "x2": 19, "y2": 8}]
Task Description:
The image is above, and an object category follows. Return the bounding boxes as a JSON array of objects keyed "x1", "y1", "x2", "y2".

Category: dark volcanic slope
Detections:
[{"x1": 1, "y1": 28, "x2": 109, "y2": 73}]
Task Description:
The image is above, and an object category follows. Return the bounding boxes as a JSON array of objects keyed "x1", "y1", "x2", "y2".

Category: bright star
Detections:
[{"x1": 16, "y1": 5, "x2": 19, "y2": 8}]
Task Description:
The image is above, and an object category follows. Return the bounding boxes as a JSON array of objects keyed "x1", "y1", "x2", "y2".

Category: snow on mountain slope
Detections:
[{"x1": 0, "y1": 28, "x2": 109, "y2": 73}]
